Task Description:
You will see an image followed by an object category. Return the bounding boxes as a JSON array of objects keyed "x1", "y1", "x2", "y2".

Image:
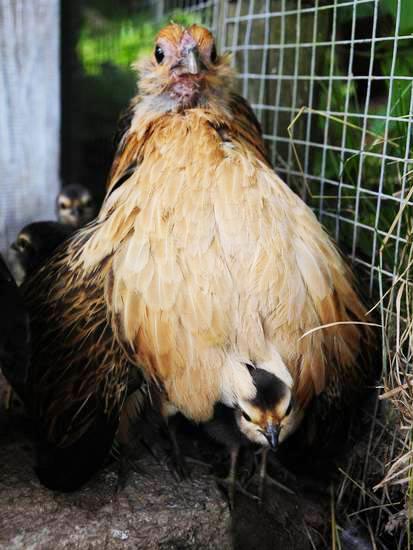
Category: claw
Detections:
[
  {"x1": 166, "y1": 452, "x2": 190, "y2": 481},
  {"x1": 114, "y1": 443, "x2": 147, "y2": 492},
  {"x1": 214, "y1": 475, "x2": 260, "y2": 509},
  {"x1": 167, "y1": 420, "x2": 191, "y2": 480},
  {"x1": 213, "y1": 447, "x2": 259, "y2": 508},
  {"x1": 256, "y1": 448, "x2": 295, "y2": 503}
]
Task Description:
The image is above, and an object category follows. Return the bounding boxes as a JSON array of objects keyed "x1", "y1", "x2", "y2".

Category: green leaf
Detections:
[{"x1": 382, "y1": 0, "x2": 413, "y2": 34}]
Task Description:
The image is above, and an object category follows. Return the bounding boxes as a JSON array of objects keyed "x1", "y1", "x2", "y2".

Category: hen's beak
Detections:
[
  {"x1": 264, "y1": 421, "x2": 279, "y2": 450},
  {"x1": 175, "y1": 47, "x2": 200, "y2": 75}
]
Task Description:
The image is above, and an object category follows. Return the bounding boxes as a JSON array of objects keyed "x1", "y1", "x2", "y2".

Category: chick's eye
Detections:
[
  {"x1": 241, "y1": 410, "x2": 251, "y2": 422},
  {"x1": 211, "y1": 44, "x2": 217, "y2": 63},
  {"x1": 155, "y1": 45, "x2": 164, "y2": 64}
]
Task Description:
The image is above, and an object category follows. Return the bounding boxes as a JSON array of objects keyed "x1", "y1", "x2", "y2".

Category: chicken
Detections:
[
  {"x1": 203, "y1": 363, "x2": 296, "y2": 505},
  {"x1": 20, "y1": 24, "x2": 372, "y2": 491},
  {"x1": 7, "y1": 184, "x2": 95, "y2": 287},
  {"x1": 8, "y1": 221, "x2": 74, "y2": 285},
  {"x1": 56, "y1": 184, "x2": 96, "y2": 229},
  {"x1": 102, "y1": 23, "x2": 371, "y2": 424}
]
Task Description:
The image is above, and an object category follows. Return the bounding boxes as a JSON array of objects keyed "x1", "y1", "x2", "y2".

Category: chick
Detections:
[
  {"x1": 9, "y1": 222, "x2": 74, "y2": 285},
  {"x1": 56, "y1": 184, "x2": 96, "y2": 228},
  {"x1": 204, "y1": 364, "x2": 298, "y2": 504},
  {"x1": 234, "y1": 364, "x2": 297, "y2": 448}
]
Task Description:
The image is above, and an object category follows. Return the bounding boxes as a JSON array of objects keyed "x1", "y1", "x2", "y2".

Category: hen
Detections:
[{"x1": 21, "y1": 24, "x2": 373, "y2": 491}]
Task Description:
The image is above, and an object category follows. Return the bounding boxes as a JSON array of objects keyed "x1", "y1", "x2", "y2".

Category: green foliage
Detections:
[
  {"x1": 382, "y1": 0, "x2": 413, "y2": 34},
  {"x1": 300, "y1": 4, "x2": 413, "y2": 278},
  {"x1": 337, "y1": 0, "x2": 413, "y2": 33}
]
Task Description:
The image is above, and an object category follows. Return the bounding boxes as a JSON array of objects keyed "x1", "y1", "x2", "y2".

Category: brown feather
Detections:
[{"x1": 22, "y1": 231, "x2": 130, "y2": 446}]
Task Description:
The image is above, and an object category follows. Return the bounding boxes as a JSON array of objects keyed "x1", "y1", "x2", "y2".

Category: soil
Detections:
[{"x1": 0, "y1": 373, "x2": 373, "y2": 550}]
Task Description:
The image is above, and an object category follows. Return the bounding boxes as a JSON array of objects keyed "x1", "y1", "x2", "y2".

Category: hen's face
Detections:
[{"x1": 138, "y1": 24, "x2": 232, "y2": 109}]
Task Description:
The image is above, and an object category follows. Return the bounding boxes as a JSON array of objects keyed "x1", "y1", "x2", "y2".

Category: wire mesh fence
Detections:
[
  {"x1": 158, "y1": 0, "x2": 413, "y2": 301},
  {"x1": 161, "y1": 0, "x2": 218, "y2": 30}
]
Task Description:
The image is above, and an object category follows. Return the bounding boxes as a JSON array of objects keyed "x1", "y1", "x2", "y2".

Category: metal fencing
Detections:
[{"x1": 159, "y1": 0, "x2": 413, "y2": 302}]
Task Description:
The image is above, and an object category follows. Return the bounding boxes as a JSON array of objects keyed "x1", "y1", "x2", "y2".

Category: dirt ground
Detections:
[
  {"x1": 0, "y1": 393, "x2": 230, "y2": 549},
  {"x1": 0, "y1": 373, "x2": 373, "y2": 550}
]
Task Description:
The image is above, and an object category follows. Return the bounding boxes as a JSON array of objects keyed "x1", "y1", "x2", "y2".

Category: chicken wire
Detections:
[{"x1": 159, "y1": 0, "x2": 413, "y2": 301}]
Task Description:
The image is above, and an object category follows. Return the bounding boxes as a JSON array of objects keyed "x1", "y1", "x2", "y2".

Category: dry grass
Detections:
[
  {"x1": 334, "y1": 177, "x2": 413, "y2": 548},
  {"x1": 289, "y1": 107, "x2": 413, "y2": 548},
  {"x1": 374, "y1": 208, "x2": 413, "y2": 546}
]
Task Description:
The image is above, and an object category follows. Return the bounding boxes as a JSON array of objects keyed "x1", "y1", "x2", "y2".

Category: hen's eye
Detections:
[
  {"x1": 211, "y1": 44, "x2": 217, "y2": 63},
  {"x1": 155, "y1": 45, "x2": 164, "y2": 64},
  {"x1": 241, "y1": 410, "x2": 251, "y2": 422}
]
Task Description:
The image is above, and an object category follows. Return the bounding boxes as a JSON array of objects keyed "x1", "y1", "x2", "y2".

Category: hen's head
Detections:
[{"x1": 137, "y1": 24, "x2": 233, "y2": 111}]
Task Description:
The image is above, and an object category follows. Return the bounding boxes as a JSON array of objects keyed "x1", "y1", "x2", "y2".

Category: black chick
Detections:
[
  {"x1": 0, "y1": 254, "x2": 30, "y2": 400},
  {"x1": 9, "y1": 222, "x2": 74, "y2": 285},
  {"x1": 56, "y1": 184, "x2": 96, "y2": 228}
]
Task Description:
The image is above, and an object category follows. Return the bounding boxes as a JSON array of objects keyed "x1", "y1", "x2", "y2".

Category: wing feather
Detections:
[{"x1": 22, "y1": 230, "x2": 130, "y2": 491}]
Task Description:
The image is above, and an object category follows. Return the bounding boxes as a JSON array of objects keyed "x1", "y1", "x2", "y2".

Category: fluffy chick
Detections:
[
  {"x1": 204, "y1": 364, "x2": 297, "y2": 503},
  {"x1": 9, "y1": 222, "x2": 74, "y2": 285},
  {"x1": 56, "y1": 184, "x2": 96, "y2": 228}
]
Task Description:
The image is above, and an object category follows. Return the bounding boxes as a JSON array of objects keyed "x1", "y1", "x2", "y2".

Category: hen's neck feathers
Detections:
[{"x1": 108, "y1": 88, "x2": 270, "y2": 196}]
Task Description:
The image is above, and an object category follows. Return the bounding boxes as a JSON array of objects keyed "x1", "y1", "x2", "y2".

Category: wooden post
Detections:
[{"x1": 0, "y1": 0, "x2": 60, "y2": 253}]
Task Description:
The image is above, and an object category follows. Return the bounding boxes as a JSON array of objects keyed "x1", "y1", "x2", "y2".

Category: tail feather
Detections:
[{"x1": 35, "y1": 402, "x2": 118, "y2": 492}]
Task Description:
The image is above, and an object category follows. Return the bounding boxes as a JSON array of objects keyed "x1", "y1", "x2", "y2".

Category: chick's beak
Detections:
[{"x1": 264, "y1": 421, "x2": 279, "y2": 450}]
